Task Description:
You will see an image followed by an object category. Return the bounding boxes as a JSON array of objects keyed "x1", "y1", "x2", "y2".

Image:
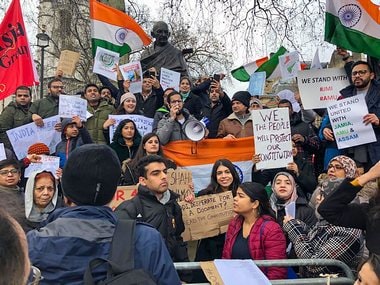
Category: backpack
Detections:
[{"x1": 83, "y1": 219, "x2": 157, "y2": 285}]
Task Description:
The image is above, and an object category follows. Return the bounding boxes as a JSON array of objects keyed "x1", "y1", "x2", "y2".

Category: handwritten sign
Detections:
[
  {"x1": 24, "y1": 155, "x2": 60, "y2": 178},
  {"x1": 167, "y1": 169, "x2": 193, "y2": 201},
  {"x1": 297, "y1": 68, "x2": 350, "y2": 109},
  {"x1": 279, "y1": 51, "x2": 300, "y2": 80},
  {"x1": 327, "y1": 94, "x2": 376, "y2": 149},
  {"x1": 59, "y1": 95, "x2": 87, "y2": 122},
  {"x1": 119, "y1": 61, "x2": 143, "y2": 94},
  {"x1": 160, "y1": 67, "x2": 180, "y2": 91},
  {"x1": 179, "y1": 192, "x2": 234, "y2": 241},
  {"x1": 108, "y1": 114, "x2": 153, "y2": 143},
  {"x1": 93, "y1": 47, "x2": 119, "y2": 81},
  {"x1": 252, "y1": 108, "x2": 292, "y2": 170},
  {"x1": 0, "y1": 143, "x2": 6, "y2": 160},
  {"x1": 109, "y1": 185, "x2": 137, "y2": 211},
  {"x1": 6, "y1": 115, "x2": 61, "y2": 159},
  {"x1": 57, "y1": 50, "x2": 80, "y2": 76},
  {"x1": 248, "y1": 71, "x2": 266, "y2": 96}
]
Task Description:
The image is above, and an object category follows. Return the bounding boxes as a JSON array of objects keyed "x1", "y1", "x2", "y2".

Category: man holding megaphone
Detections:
[{"x1": 157, "y1": 91, "x2": 208, "y2": 145}]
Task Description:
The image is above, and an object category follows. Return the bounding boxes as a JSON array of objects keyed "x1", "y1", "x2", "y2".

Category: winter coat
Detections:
[
  {"x1": 135, "y1": 87, "x2": 164, "y2": 118},
  {"x1": 222, "y1": 215, "x2": 287, "y2": 280},
  {"x1": 85, "y1": 100, "x2": 115, "y2": 144},
  {"x1": 217, "y1": 112, "x2": 253, "y2": 138},
  {"x1": 28, "y1": 95, "x2": 59, "y2": 120},
  {"x1": 115, "y1": 185, "x2": 189, "y2": 263},
  {"x1": 318, "y1": 178, "x2": 380, "y2": 255},
  {"x1": 152, "y1": 106, "x2": 169, "y2": 132},
  {"x1": 27, "y1": 206, "x2": 181, "y2": 285},
  {"x1": 0, "y1": 101, "x2": 31, "y2": 148},
  {"x1": 109, "y1": 124, "x2": 141, "y2": 164},
  {"x1": 182, "y1": 92, "x2": 203, "y2": 120},
  {"x1": 156, "y1": 109, "x2": 198, "y2": 145},
  {"x1": 202, "y1": 93, "x2": 232, "y2": 138},
  {"x1": 284, "y1": 218, "x2": 363, "y2": 277},
  {"x1": 54, "y1": 118, "x2": 93, "y2": 167}
]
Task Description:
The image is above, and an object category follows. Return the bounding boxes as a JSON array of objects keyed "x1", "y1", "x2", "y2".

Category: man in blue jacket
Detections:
[{"x1": 27, "y1": 144, "x2": 181, "y2": 285}]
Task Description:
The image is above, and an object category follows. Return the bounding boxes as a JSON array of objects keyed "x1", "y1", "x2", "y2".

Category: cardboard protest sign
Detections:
[
  {"x1": 24, "y1": 155, "x2": 60, "y2": 178},
  {"x1": 252, "y1": 108, "x2": 292, "y2": 170},
  {"x1": 109, "y1": 185, "x2": 137, "y2": 210},
  {"x1": 93, "y1": 47, "x2": 119, "y2": 80},
  {"x1": 108, "y1": 114, "x2": 153, "y2": 143},
  {"x1": 327, "y1": 94, "x2": 376, "y2": 149},
  {"x1": 119, "y1": 61, "x2": 143, "y2": 94},
  {"x1": 6, "y1": 115, "x2": 61, "y2": 159},
  {"x1": 179, "y1": 192, "x2": 234, "y2": 241},
  {"x1": 57, "y1": 50, "x2": 80, "y2": 76},
  {"x1": 167, "y1": 169, "x2": 193, "y2": 201},
  {"x1": 248, "y1": 71, "x2": 266, "y2": 96},
  {"x1": 58, "y1": 95, "x2": 87, "y2": 122},
  {"x1": 297, "y1": 68, "x2": 349, "y2": 109},
  {"x1": 160, "y1": 68, "x2": 180, "y2": 91}
]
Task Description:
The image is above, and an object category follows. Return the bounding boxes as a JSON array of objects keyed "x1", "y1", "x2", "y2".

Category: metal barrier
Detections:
[{"x1": 174, "y1": 259, "x2": 355, "y2": 284}]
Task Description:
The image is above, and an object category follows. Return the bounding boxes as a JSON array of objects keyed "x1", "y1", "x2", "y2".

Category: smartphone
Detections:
[{"x1": 213, "y1": 74, "x2": 221, "y2": 82}]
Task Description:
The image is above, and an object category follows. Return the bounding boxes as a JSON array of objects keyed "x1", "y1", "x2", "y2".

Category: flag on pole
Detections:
[
  {"x1": 325, "y1": 0, "x2": 380, "y2": 59},
  {"x1": 231, "y1": 57, "x2": 268, "y2": 82},
  {"x1": 162, "y1": 137, "x2": 254, "y2": 193},
  {"x1": 90, "y1": 0, "x2": 152, "y2": 57},
  {"x1": 0, "y1": 0, "x2": 39, "y2": 100},
  {"x1": 311, "y1": 48, "x2": 322, "y2": 69},
  {"x1": 256, "y1": 46, "x2": 287, "y2": 80}
]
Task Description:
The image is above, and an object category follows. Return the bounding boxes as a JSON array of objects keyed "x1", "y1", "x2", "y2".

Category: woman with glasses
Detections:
[
  {"x1": 283, "y1": 178, "x2": 363, "y2": 277},
  {"x1": 0, "y1": 159, "x2": 32, "y2": 232},
  {"x1": 24, "y1": 170, "x2": 62, "y2": 229}
]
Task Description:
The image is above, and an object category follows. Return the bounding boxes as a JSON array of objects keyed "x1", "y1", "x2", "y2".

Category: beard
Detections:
[{"x1": 354, "y1": 77, "x2": 371, "y2": 89}]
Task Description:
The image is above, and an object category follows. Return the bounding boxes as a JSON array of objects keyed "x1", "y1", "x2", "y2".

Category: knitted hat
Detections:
[
  {"x1": 328, "y1": 155, "x2": 357, "y2": 179},
  {"x1": 250, "y1": 97, "x2": 263, "y2": 109},
  {"x1": 231, "y1": 91, "x2": 251, "y2": 108},
  {"x1": 61, "y1": 144, "x2": 121, "y2": 206},
  {"x1": 27, "y1": 143, "x2": 50, "y2": 155},
  {"x1": 120, "y1": 92, "x2": 136, "y2": 106}
]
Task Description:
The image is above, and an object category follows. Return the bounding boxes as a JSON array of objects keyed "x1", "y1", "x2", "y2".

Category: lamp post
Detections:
[{"x1": 36, "y1": 29, "x2": 50, "y2": 99}]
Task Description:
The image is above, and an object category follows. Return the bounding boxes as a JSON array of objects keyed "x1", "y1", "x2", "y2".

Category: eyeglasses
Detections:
[
  {"x1": 35, "y1": 186, "x2": 55, "y2": 192},
  {"x1": 50, "y1": 85, "x2": 64, "y2": 89},
  {"x1": 327, "y1": 163, "x2": 344, "y2": 171},
  {"x1": 351, "y1": 70, "x2": 368, "y2": 76},
  {"x1": 170, "y1": 100, "x2": 183, "y2": 104},
  {"x1": 0, "y1": 169, "x2": 19, "y2": 176}
]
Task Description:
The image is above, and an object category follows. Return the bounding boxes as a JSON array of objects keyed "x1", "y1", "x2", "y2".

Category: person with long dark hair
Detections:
[
  {"x1": 355, "y1": 254, "x2": 380, "y2": 285},
  {"x1": 222, "y1": 182, "x2": 287, "y2": 280}
]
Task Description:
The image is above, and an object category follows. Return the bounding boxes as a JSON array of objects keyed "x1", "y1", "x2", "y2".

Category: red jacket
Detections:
[{"x1": 222, "y1": 214, "x2": 287, "y2": 280}]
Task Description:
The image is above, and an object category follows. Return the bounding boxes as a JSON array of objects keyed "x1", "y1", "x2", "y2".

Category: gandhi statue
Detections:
[{"x1": 140, "y1": 21, "x2": 189, "y2": 77}]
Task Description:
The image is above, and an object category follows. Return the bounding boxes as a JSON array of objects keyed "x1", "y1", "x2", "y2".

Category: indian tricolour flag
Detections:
[
  {"x1": 256, "y1": 46, "x2": 287, "y2": 80},
  {"x1": 163, "y1": 137, "x2": 254, "y2": 193},
  {"x1": 325, "y1": 0, "x2": 380, "y2": 59},
  {"x1": 89, "y1": 0, "x2": 152, "y2": 57},
  {"x1": 231, "y1": 57, "x2": 268, "y2": 82}
]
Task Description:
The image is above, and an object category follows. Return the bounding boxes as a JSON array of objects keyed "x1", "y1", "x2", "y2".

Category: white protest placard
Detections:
[
  {"x1": 160, "y1": 67, "x2": 180, "y2": 91},
  {"x1": 6, "y1": 115, "x2": 61, "y2": 159},
  {"x1": 58, "y1": 95, "x2": 87, "y2": 122},
  {"x1": 279, "y1": 51, "x2": 301, "y2": 80},
  {"x1": 252, "y1": 108, "x2": 293, "y2": 170},
  {"x1": 248, "y1": 71, "x2": 266, "y2": 96},
  {"x1": 297, "y1": 68, "x2": 349, "y2": 110},
  {"x1": 93, "y1": 47, "x2": 119, "y2": 81},
  {"x1": 327, "y1": 94, "x2": 376, "y2": 149},
  {"x1": 24, "y1": 155, "x2": 60, "y2": 178},
  {"x1": 0, "y1": 143, "x2": 6, "y2": 160},
  {"x1": 119, "y1": 61, "x2": 143, "y2": 94},
  {"x1": 108, "y1": 114, "x2": 153, "y2": 143}
]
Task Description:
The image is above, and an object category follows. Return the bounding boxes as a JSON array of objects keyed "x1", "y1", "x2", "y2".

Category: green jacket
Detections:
[
  {"x1": 0, "y1": 101, "x2": 32, "y2": 148},
  {"x1": 28, "y1": 95, "x2": 59, "y2": 120},
  {"x1": 85, "y1": 100, "x2": 115, "y2": 144}
]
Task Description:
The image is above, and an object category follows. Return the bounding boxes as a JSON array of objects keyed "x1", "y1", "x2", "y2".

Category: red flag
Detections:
[{"x1": 0, "y1": 0, "x2": 39, "y2": 100}]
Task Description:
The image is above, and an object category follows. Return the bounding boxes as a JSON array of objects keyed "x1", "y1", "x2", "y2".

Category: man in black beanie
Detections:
[
  {"x1": 217, "y1": 91, "x2": 254, "y2": 138},
  {"x1": 27, "y1": 144, "x2": 180, "y2": 284}
]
